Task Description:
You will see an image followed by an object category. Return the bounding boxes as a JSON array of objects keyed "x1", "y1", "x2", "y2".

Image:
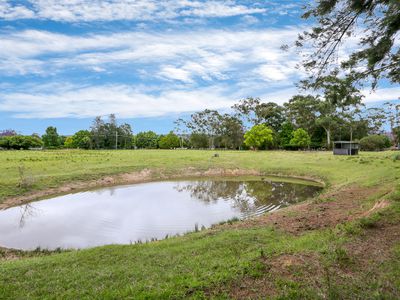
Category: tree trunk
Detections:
[{"x1": 326, "y1": 128, "x2": 331, "y2": 149}]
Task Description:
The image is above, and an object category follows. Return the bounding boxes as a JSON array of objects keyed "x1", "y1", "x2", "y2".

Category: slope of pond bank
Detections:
[{"x1": 0, "y1": 150, "x2": 399, "y2": 299}]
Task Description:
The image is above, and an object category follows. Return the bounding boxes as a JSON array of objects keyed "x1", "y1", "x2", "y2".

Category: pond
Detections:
[{"x1": 0, "y1": 177, "x2": 322, "y2": 250}]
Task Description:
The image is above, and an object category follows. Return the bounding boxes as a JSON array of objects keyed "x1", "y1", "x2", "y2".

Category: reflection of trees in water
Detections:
[
  {"x1": 174, "y1": 180, "x2": 321, "y2": 215},
  {"x1": 18, "y1": 204, "x2": 40, "y2": 228}
]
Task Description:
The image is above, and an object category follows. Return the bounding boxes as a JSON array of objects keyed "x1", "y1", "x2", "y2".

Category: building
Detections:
[{"x1": 333, "y1": 141, "x2": 359, "y2": 155}]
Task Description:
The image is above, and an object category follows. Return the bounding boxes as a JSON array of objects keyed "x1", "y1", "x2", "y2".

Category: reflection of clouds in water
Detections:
[{"x1": 0, "y1": 179, "x2": 322, "y2": 250}]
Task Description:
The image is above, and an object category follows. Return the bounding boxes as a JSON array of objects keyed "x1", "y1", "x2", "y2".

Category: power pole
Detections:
[{"x1": 115, "y1": 131, "x2": 118, "y2": 150}]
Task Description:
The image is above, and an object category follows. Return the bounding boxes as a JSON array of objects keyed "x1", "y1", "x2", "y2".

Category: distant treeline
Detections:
[{"x1": 1, "y1": 93, "x2": 399, "y2": 151}]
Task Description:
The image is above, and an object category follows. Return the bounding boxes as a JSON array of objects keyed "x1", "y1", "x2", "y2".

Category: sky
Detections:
[{"x1": 0, "y1": 0, "x2": 399, "y2": 135}]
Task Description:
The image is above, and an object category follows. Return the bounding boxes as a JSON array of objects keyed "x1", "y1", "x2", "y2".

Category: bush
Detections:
[
  {"x1": 243, "y1": 124, "x2": 274, "y2": 150},
  {"x1": 135, "y1": 131, "x2": 159, "y2": 149},
  {"x1": 290, "y1": 128, "x2": 311, "y2": 149},
  {"x1": 359, "y1": 135, "x2": 391, "y2": 151},
  {"x1": 0, "y1": 135, "x2": 42, "y2": 150},
  {"x1": 158, "y1": 132, "x2": 180, "y2": 149}
]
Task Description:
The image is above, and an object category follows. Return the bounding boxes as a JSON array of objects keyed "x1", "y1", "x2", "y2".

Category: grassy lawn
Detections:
[
  {"x1": 1, "y1": 149, "x2": 398, "y2": 201},
  {"x1": 0, "y1": 150, "x2": 399, "y2": 299}
]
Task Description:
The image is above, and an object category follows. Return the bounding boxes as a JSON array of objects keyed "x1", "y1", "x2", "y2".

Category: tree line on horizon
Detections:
[{"x1": 0, "y1": 90, "x2": 399, "y2": 152}]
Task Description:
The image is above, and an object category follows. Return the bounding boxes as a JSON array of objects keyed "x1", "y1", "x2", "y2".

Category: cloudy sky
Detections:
[{"x1": 1, "y1": 0, "x2": 399, "y2": 135}]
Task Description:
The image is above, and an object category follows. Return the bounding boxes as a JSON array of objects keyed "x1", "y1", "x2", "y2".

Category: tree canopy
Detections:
[
  {"x1": 297, "y1": 0, "x2": 400, "y2": 88},
  {"x1": 243, "y1": 124, "x2": 274, "y2": 150}
]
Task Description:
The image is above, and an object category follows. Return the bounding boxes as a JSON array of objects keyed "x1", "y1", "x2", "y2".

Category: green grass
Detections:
[
  {"x1": 0, "y1": 149, "x2": 398, "y2": 201},
  {"x1": 0, "y1": 227, "x2": 344, "y2": 299},
  {"x1": 0, "y1": 150, "x2": 399, "y2": 299}
]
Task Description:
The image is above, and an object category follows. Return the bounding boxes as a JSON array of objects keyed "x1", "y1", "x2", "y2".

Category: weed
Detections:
[{"x1": 17, "y1": 165, "x2": 35, "y2": 189}]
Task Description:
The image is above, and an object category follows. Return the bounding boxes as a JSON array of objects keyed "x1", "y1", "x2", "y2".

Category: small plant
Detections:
[
  {"x1": 359, "y1": 215, "x2": 380, "y2": 229},
  {"x1": 333, "y1": 246, "x2": 352, "y2": 266},
  {"x1": 17, "y1": 165, "x2": 35, "y2": 189},
  {"x1": 227, "y1": 217, "x2": 240, "y2": 225},
  {"x1": 393, "y1": 153, "x2": 400, "y2": 161}
]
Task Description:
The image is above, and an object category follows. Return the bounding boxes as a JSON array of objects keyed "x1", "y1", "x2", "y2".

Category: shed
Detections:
[{"x1": 333, "y1": 141, "x2": 359, "y2": 155}]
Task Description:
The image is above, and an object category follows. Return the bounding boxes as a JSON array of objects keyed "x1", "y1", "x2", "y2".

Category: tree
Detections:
[
  {"x1": 0, "y1": 129, "x2": 17, "y2": 137},
  {"x1": 278, "y1": 122, "x2": 295, "y2": 148},
  {"x1": 189, "y1": 133, "x2": 209, "y2": 149},
  {"x1": 219, "y1": 114, "x2": 244, "y2": 149},
  {"x1": 64, "y1": 137, "x2": 75, "y2": 148},
  {"x1": 232, "y1": 97, "x2": 261, "y2": 126},
  {"x1": 158, "y1": 131, "x2": 180, "y2": 149},
  {"x1": 136, "y1": 131, "x2": 159, "y2": 149},
  {"x1": 117, "y1": 123, "x2": 133, "y2": 149},
  {"x1": 244, "y1": 124, "x2": 274, "y2": 150},
  {"x1": 297, "y1": 0, "x2": 400, "y2": 88},
  {"x1": 174, "y1": 118, "x2": 190, "y2": 148},
  {"x1": 91, "y1": 116, "x2": 106, "y2": 149},
  {"x1": 186, "y1": 109, "x2": 222, "y2": 149},
  {"x1": 284, "y1": 95, "x2": 320, "y2": 134},
  {"x1": 367, "y1": 107, "x2": 387, "y2": 134},
  {"x1": 42, "y1": 126, "x2": 60, "y2": 148},
  {"x1": 255, "y1": 102, "x2": 285, "y2": 131},
  {"x1": 290, "y1": 128, "x2": 311, "y2": 149},
  {"x1": 232, "y1": 98, "x2": 285, "y2": 130},
  {"x1": 90, "y1": 115, "x2": 132, "y2": 149}
]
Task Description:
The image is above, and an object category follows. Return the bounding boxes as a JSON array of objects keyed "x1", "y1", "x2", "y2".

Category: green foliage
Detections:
[
  {"x1": 189, "y1": 133, "x2": 209, "y2": 149},
  {"x1": 90, "y1": 115, "x2": 133, "y2": 149},
  {"x1": 298, "y1": 0, "x2": 400, "y2": 88},
  {"x1": 360, "y1": 135, "x2": 391, "y2": 151},
  {"x1": 233, "y1": 98, "x2": 285, "y2": 131},
  {"x1": 0, "y1": 135, "x2": 42, "y2": 150},
  {"x1": 244, "y1": 124, "x2": 274, "y2": 150},
  {"x1": 158, "y1": 131, "x2": 180, "y2": 149},
  {"x1": 42, "y1": 126, "x2": 60, "y2": 149},
  {"x1": 278, "y1": 122, "x2": 294, "y2": 148},
  {"x1": 135, "y1": 131, "x2": 159, "y2": 149},
  {"x1": 290, "y1": 128, "x2": 311, "y2": 149}
]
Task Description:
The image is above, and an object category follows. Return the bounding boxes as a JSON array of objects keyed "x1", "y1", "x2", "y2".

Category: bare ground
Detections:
[
  {"x1": 208, "y1": 185, "x2": 400, "y2": 299},
  {"x1": 231, "y1": 185, "x2": 384, "y2": 234}
]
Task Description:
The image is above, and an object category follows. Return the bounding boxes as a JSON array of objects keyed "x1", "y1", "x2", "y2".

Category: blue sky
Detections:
[{"x1": 0, "y1": 0, "x2": 399, "y2": 135}]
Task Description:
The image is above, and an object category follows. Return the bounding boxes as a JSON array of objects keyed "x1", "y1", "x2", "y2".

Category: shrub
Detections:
[
  {"x1": 135, "y1": 131, "x2": 159, "y2": 149},
  {"x1": 359, "y1": 134, "x2": 391, "y2": 151},
  {"x1": 158, "y1": 131, "x2": 180, "y2": 149},
  {"x1": 290, "y1": 128, "x2": 311, "y2": 149},
  {"x1": 0, "y1": 135, "x2": 42, "y2": 150},
  {"x1": 243, "y1": 124, "x2": 274, "y2": 150}
]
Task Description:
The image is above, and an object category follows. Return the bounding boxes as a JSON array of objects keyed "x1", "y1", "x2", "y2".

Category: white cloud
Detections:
[
  {"x1": 159, "y1": 66, "x2": 193, "y2": 83},
  {"x1": 0, "y1": 84, "x2": 236, "y2": 118},
  {"x1": 0, "y1": 27, "x2": 303, "y2": 83},
  {"x1": 0, "y1": 0, "x2": 266, "y2": 22},
  {"x1": 362, "y1": 87, "x2": 400, "y2": 103},
  {"x1": 0, "y1": 0, "x2": 34, "y2": 19}
]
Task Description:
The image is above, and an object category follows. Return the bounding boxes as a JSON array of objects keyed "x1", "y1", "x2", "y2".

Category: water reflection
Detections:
[
  {"x1": 175, "y1": 180, "x2": 318, "y2": 217},
  {"x1": 0, "y1": 178, "x2": 321, "y2": 250}
]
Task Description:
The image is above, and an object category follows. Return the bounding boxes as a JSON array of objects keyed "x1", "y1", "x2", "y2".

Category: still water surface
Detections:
[{"x1": 0, "y1": 177, "x2": 321, "y2": 250}]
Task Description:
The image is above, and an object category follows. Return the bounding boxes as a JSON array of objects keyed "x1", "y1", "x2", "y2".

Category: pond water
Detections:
[{"x1": 0, "y1": 177, "x2": 322, "y2": 250}]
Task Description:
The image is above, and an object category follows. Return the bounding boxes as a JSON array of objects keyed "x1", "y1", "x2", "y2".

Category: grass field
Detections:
[{"x1": 0, "y1": 150, "x2": 399, "y2": 299}]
